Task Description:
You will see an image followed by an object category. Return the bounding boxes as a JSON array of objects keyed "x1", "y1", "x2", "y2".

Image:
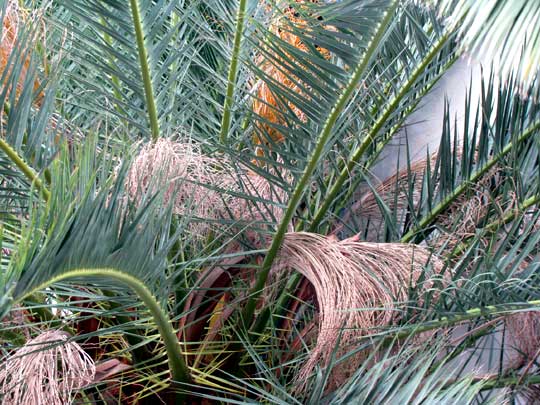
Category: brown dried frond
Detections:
[
  {"x1": 127, "y1": 138, "x2": 236, "y2": 239},
  {"x1": 252, "y1": 0, "x2": 331, "y2": 157},
  {"x1": 433, "y1": 182, "x2": 496, "y2": 253},
  {"x1": 0, "y1": 330, "x2": 95, "y2": 405},
  {"x1": 0, "y1": 0, "x2": 42, "y2": 101},
  {"x1": 127, "y1": 139, "x2": 288, "y2": 244},
  {"x1": 272, "y1": 232, "x2": 444, "y2": 387},
  {"x1": 355, "y1": 154, "x2": 436, "y2": 217},
  {"x1": 431, "y1": 168, "x2": 540, "y2": 278},
  {"x1": 429, "y1": 164, "x2": 523, "y2": 258}
]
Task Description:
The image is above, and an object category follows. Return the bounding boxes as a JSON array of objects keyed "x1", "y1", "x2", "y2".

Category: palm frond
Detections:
[
  {"x1": 329, "y1": 338, "x2": 495, "y2": 404},
  {"x1": 1, "y1": 137, "x2": 192, "y2": 400},
  {"x1": 46, "y1": 0, "x2": 240, "y2": 141},
  {"x1": 3, "y1": 0, "x2": 540, "y2": 403},
  {"x1": 335, "y1": 72, "x2": 540, "y2": 246},
  {"x1": 0, "y1": 0, "x2": 57, "y2": 204},
  {"x1": 440, "y1": 0, "x2": 540, "y2": 88}
]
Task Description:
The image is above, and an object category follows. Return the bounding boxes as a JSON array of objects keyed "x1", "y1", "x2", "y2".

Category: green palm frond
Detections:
[
  {"x1": 2, "y1": 0, "x2": 540, "y2": 403},
  {"x1": 328, "y1": 339, "x2": 494, "y2": 404},
  {"x1": 340, "y1": 72, "x2": 540, "y2": 245},
  {"x1": 1, "y1": 138, "x2": 193, "y2": 399},
  {"x1": 0, "y1": 2, "x2": 57, "y2": 204},
  {"x1": 46, "y1": 0, "x2": 243, "y2": 141},
  {"x1": 440, "y1": 0, "x2": 540, "y2": 87},
  {"x1": 191, "y1": 337, "x2": 500, "y2": 404}
]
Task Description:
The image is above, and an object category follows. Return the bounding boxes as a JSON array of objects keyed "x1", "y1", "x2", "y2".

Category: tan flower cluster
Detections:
[
  {"x1": 272, "y1": 232, "x2": 443, "y2": 388},
  {"x1": 126, "y1": 138, "x2": 289, "y2": 246},
  {"x1": 0, "y1": 330, "x2": 95, "y2": 405}
]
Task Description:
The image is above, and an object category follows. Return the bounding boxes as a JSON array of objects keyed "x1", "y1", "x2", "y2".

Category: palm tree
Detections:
[{"x1": 1, "y1": 0, "x2": 539, "y2": 403}]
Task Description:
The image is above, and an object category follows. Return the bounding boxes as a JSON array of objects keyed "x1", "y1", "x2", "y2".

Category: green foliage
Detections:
[
  {"x1": 1, "y1": 0, "x2": 540, "y2": 403},
  {"x1": 439, "y1": 0, "x2": 540, "y2": 87}
]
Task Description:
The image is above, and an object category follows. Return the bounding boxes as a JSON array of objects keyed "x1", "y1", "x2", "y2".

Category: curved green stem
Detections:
[
  {"x1": 219, "y1": 0, "x2": 248, "y2": 144},
  {"x1": 17, "y1": 268, "x2": 191, "y2": 400},
  {"x1": 0, "y1": 138, "x2": 50, "y2": 202},
  {"x1": 240, "y1": 1, "x2": 399, "y2": 327},
  {"x1": 129, "y1": 0, "x2": 160, "y2": 142},
  {"x1": 401, "y1": 121, "x2": 540, "y2": 243},
  {"x1": 309, "y1": 31, "x2": 451, "y2": 232}
]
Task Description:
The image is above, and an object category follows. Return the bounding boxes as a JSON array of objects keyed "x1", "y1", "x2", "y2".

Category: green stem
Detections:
[
  {"x1": 0, "y1": 138, "x2": 50, "y2": 202},
  {"x1": 387, "y1": 300, "x2": 540, "y2": 342},
  {"x1": 129, "y1": 0, "x2": 160, "y2": 142},
  {"x1": 401, "y1": 121, "x2": 540, "y2": 243},
  {"x1": 485, "y1": 194, "x2": 540, "y2": 232},
  {"x1": 219, "y1": 0, "x2": 248, "y2": 144},
  {"x1": 18, "y1": 268, "x2": 191, "y2": 402},
  {"x1": 309, "y1": 31, "x2": 451, "y2": 232},
  {"x1": 477, "y1": 374, "x2": 540, "y2": 391},
  {"x1": 102, "y1": 289, "x2": 154, "y2": 365},
  {"x1": 240, "y1": 1, "x2": 399, "y2": 327}
]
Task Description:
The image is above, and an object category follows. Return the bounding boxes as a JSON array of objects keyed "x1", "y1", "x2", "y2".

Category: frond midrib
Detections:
[{"x1": 129, "y1": 0, "x2": 160, "y2": 141}]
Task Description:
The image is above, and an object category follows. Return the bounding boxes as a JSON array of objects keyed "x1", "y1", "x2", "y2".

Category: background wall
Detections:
[
  {"x1": 372, "y1": 56, "x2": 529, "y2": 402},
  {"x1": 371, "y1": 57, "x2": 489, "y2": 181}
]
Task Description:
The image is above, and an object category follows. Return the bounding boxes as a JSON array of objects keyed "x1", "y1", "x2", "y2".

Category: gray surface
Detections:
[{"x1": 371, "y1": 57, "x2": 490, "y2": 182}]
